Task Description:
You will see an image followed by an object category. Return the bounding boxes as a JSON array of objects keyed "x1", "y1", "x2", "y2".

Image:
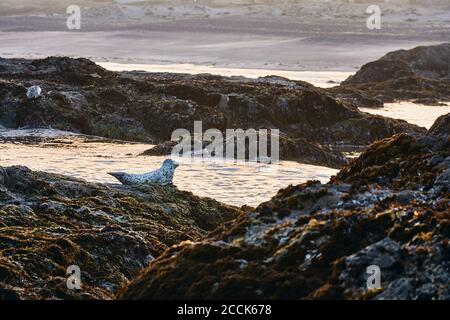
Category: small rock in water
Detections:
[{"x1": 26, "y1": 85, "x2": 42, "y2": 99}]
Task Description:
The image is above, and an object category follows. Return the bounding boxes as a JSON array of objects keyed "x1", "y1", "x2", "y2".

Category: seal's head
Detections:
[{"x1": 162, "y1": 159, "x2": 179, "y2": 171}]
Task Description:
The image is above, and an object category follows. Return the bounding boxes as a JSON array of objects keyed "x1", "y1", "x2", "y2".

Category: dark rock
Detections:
[
  {"x1": 345, "y1": 43, "x2": 450, "y2": 84},
  {"x1": 118, "y1": 131, "x2": 450, "y2": 300},
  {"x1": 331, "y1": 133, "x2": 450, "y2": 191},
  {"x1": 0, "y1": 56, "x2": 424, "y2": 167},
  {"x1": 375, "y1": 278, "x2": 413, "y2": 300},
  {"x1": 141, "y1": 141, "x2": 178, "y2": 157},
  {"x1": 329, "y1": 43, "x2": 450, "y2": 105},
  {"x1": 142, "y1": 134, "x2": 347, "y2": 169},
  {"x1": 343, "y1": 238, "x2": 400, "y2": 272},
  {"x1": 381, "y1": 43, "x2": 450, "y2": 80},
  {"x1": 0, "y1": 166, "x2": 240, "y2": 299},
  {"x1": 427, "y1": 113, "x2": 450, "y2": 137}
]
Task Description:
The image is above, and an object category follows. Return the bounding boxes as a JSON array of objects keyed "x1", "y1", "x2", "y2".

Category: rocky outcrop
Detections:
[
  {"x1": 278, "y1": 136, "x2": 346, "y2": 168},
  {"x1": 0, "y1": 166, "x2": 240, "y2": 299},
  {"x1": 142, "y1": 141, "x2": 179, "y2": 157},
  {"x1": 142, "y1": 134, "x2": 347, "y2": 169},
  {"x1": 118, "y1": 128, "x2": 450, "y2": 300},
  {"x1": 0, "y1": 57, "x2": 424, "y2": 167},
  {"x1": 330, "y1": 43, "x2": 450, "y2": 106},
  {"x1": 350, "y1": 43, "x2": 450, "y2": 81},
  {"x1": 427, "y1": 113, "x2": 450, "y2": 137}
]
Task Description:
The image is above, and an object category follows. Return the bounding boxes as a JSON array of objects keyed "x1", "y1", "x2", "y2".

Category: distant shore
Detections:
[{"x1": 0, "y1": 12, "x2": 448, "y2": 71}]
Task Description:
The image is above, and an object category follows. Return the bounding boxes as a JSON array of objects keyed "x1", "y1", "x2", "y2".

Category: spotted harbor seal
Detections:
[{"x1": 108, "y1": 159, "x2": 179, "y2": 186}]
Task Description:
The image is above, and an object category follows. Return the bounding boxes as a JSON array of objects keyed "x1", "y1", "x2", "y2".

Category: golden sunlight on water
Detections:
[
  {"x1": 360, "y1": 102, "x2": 450, "y2": 129},
  {"x1": 2, "y1": 101, "x2": 447, "y2": 206},
  {"x1": 0, "y1": 134, "x2": 337, "y2": 207}
]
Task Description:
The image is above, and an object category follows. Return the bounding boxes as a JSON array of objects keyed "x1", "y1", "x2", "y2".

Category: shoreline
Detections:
[
  {"x1": 99, "y1": 61, "x2": 354, "y2": 87},
  {"x1": 1, "y1": 9, "x2": 447, "y2": 73},
  {"x1": 0, "y1": 33, "x2": 441, "y2": 72}
]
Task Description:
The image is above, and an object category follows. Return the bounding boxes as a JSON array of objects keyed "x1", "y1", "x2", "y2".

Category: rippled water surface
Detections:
[
  {"x1": 360, "y1": 102, "x2": 450, "y2": 129},
  {"x1": 0, "y1": 131, "x2": 337, "y2": 207},
  {"x1": 2, "y1": 97, "x2": 448, "y2": 206}
]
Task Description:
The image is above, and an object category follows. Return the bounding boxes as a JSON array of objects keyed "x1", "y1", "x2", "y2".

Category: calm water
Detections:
[
  {"x1": 360, "y1": 102, "x2": 450, "y2": 129},
  {"x1": 2, "y1": 99, "x2": 449, "y2": 206},
  {"x1": 0, "y1": 130, "x2": 337, "y2": 207}
]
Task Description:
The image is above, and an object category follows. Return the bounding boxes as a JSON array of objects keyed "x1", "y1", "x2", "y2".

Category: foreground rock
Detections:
[
  {"x1": 0, "y1": 166, "x2": 239, "y2": 299},
  {"x1": 330, "y1": 43, "x2": 450, "y2": 106},
  {"x1": 0, "y1": 57, "x2": 423, "y2": 167},
  {"x1": 118, "y1": 127, "x2": 450, "y2": 300},
  {"x1": 427, "y1": 113, "x2": 450, "y2": 137}
]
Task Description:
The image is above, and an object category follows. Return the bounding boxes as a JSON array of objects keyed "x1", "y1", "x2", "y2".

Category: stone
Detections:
[
  {"x1": 26, "y1": 85, "x2": 42, "y2": 99},
  {"x1": 375, "y1": 278, "x2": 413, "y2": 300},
  {"x1": 428, "y1": 113, "x2": 450, "y2": 137},
  {"x1": 329, "y1": 44, "x2": 450, "y2": 106},
  {"x1": 0, "y1": 166, "x2": 240, "y2": 299},
  {"x1": 118, "y1": 129, "x2": 450, "y2": 300}
]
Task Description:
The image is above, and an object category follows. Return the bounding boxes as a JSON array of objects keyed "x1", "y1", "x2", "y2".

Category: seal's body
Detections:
[{"x1": 108, "y1": 159, "x2": 179, "y2": 186}]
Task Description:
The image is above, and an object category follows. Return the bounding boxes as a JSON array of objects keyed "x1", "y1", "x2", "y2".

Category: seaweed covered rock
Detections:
[
  {"x1": 0, "y1": 57, "x2": 423, "y2": 166},
  {"x1": 331, "y1": 43, "x2": 450, "y2": 105},
  {"x1": 142, "y1": 141, "x2": 179, "y2": 157},
  {"x1": 118, "y1": 132, "x2": 450, "y2": 300},
  {"x1": 346, "y1": 43, "x2": 450, "y2": 83},
  {"x1": 331, "y1": 133, "x2": 450, "y2": 191},
  {"x1": 142, "y1": 134, "x2": 347, "y2": 169},
  {"x1": 0, "y1": 166, "x2": 240, "y2": 299}
]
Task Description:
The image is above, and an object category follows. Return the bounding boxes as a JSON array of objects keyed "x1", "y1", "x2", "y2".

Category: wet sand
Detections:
[{"x1": 0, "y1": 13, "x2": 448, "y2": 71}]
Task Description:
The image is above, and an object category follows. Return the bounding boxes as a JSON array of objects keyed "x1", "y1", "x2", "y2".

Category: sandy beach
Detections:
[{"x1": 0, "y1": 1, "x2": 448, "y2": 71}]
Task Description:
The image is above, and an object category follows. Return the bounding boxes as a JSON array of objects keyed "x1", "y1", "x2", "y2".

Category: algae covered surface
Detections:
[
  {"x1": 331, "y1": 43, "x2": 450, "y2": 107},
  {"x1": 119, "y1": 131, "x2": 450, "y2": 300},
  {"x1": 0, "y1": 166, "x2": 240, "y2": 299}
]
